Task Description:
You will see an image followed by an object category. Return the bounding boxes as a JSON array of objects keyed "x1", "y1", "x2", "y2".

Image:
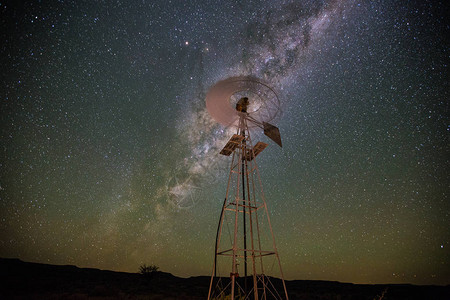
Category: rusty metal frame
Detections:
[{"x1": 208, "y1": 113, "x2": 289, "y2": 300}]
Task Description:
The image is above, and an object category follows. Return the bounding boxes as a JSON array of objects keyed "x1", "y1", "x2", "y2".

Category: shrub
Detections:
[{"x1": 139, "y1": 264, "x2": 159, "y2": 276}]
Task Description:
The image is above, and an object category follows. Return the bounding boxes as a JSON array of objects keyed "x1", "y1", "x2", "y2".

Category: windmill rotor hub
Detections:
[{"x1": 235, "y1": 97, "x2": 249, "y2": 113}]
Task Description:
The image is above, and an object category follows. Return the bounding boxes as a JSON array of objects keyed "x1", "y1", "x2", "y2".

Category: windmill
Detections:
[{"x1": 206, "y1": 76, "x2": 288, "y2": 299}]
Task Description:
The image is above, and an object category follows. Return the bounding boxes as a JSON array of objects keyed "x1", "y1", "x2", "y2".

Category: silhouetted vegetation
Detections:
[{"x1": 139, "y1": 264, "x2": 159, "y2": 276}]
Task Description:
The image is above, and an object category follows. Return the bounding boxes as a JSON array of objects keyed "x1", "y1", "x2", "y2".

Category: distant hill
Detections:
[{"x1": 0, "y1": 258, "x2": 449, "y2": 299}]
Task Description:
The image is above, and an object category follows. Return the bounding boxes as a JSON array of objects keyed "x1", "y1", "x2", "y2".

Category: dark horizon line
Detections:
[{"x1": 2, "y1": 257, "x2": 448, "y2": 287}]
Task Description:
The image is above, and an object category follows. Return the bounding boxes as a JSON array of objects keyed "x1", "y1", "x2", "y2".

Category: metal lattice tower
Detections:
[{"x1": 206, "y1": 77, "x2": 288, "y2": 300}]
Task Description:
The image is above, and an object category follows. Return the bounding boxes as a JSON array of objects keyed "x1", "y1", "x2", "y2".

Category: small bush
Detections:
[{"x1": 139, "y1": 264, "x2": 159, "y2": 276}]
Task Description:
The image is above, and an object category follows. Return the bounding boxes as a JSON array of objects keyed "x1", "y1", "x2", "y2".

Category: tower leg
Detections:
[{"x1": 241, "y1": 128, "x2": 248, "y2": 296}]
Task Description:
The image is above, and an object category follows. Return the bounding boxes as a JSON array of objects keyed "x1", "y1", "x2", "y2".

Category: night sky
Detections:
[{"x1": 1, "y1": 0, "x2": 449, "y2": 286}]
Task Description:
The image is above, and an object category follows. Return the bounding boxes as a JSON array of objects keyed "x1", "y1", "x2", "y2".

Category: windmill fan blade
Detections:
[
  {"x1": 205, "y1": 76, "x2": 281, "y2": 128},
  {"x1": 263, "y1": 122, "x2": 282, "y2": 147}
]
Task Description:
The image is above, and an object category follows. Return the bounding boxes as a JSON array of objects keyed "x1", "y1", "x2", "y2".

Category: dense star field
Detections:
[{"x1": 1, "y1": 0, "x2": 448, "y2": 286}]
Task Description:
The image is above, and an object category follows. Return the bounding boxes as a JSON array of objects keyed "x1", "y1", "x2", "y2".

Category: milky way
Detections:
[
  {"x1": 1, "y1": 0, "x2": 448, "y2": 285},
  {"x1": 173, "y1": 0, "x2": 349, "y2": 212}
]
